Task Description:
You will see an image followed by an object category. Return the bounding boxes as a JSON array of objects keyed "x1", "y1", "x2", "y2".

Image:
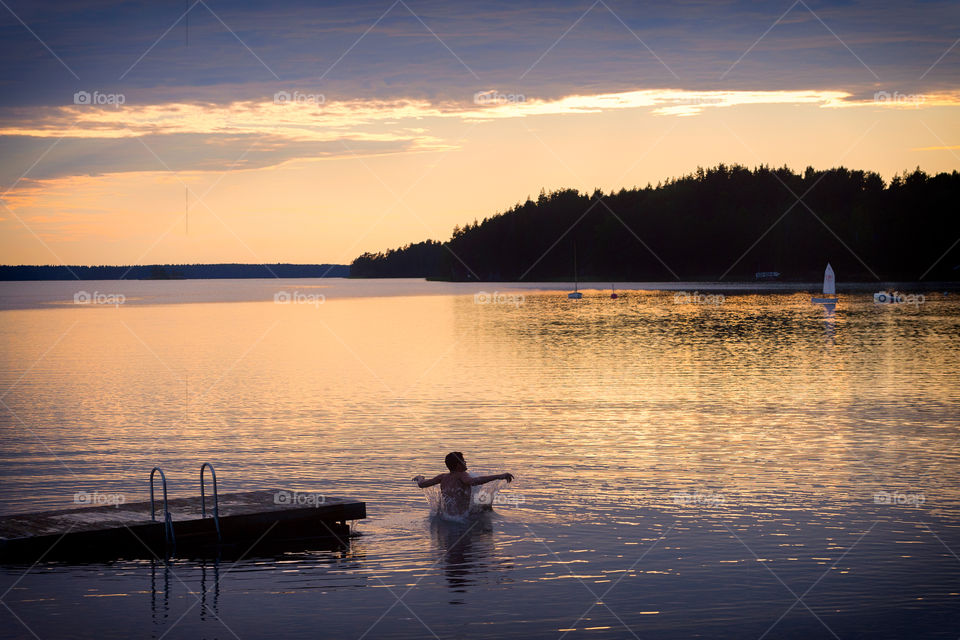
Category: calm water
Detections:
[{"x1": 1, "y1": 279, "x2": 958, "y2": 639}]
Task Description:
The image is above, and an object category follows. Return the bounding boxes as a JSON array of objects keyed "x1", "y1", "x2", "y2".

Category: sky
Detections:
[{"x1": 0, "y1": 0, "x2": 958, "y2": 266}]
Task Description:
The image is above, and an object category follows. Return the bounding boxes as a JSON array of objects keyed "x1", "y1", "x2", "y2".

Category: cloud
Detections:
[
  {"x1": 0, "y1": 131, "x2": 443, "y2": 189},
  {"x1": 2, "y1": 0, "x2": 958, "y2": 109},
  {"x1": 0, "y1": 98, "x2": 455, "y2": 140},
  {"x1": 2, "y1": 85, "x2": 958, "y2": 186},
  {"x1": 4, "y1": 86, "x2": 958, "y2": 139}
]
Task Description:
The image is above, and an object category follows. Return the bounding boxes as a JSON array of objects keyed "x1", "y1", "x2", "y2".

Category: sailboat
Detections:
[
  {"x1": 568, "y1": 245, "x2": 583, "y2": 299},
  {"x1": 610, "y1": 284, "x2": 618, "y2": 299},
  {"x1": 811, "y1": 263, "x2": 839, "y2": 304}
]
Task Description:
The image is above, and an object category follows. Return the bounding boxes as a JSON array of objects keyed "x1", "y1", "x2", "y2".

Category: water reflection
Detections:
[
  {"x1": 429, "y1": 515, "x2": 497, "y2": 603},
  {"x1": 821, "y1": 301, "x2": 836, "y2": 346},
  {"x1": 150, "y1": 559, "x2": 170, "y2": 627},
  {"x1": 148, "y1": 557, "x2": 221, "y2": 627},
  {"x1": 198, "y1": 556, "x2": 220, "y2": 621}
]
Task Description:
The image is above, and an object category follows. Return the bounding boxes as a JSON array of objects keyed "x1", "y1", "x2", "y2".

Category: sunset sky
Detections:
[{"x1": 1, "y1": 0, "x2": 958, "y2": 266}]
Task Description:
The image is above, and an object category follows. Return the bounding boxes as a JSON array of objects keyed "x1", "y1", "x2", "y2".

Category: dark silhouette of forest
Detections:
[
  {"x1": 0, "y1": 263, "x2": 349, "y2": 281},
  {"x1": 352, "y1": 164, "x2": 960, "y2": 282}
]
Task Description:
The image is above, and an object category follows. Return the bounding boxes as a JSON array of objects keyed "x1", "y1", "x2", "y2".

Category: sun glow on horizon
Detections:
[{"x1": 1, "y1": 90, "x2": 958, "y2": 267}]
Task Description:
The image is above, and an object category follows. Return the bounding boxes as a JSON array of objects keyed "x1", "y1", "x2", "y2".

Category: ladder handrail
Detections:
[
  {"x1": 149, "y1": 467, "x2": 176, "y2": 551},
  {"x1": 200, "y1": 462, "x2": 221, "y2": 542},
  {"x1": 149, "y1": 466, "x2": 169, "y2": 522}
]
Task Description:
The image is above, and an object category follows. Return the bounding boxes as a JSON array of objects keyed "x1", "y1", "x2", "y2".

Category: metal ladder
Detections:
[
  {"x1": 200, "y1": 462, "x2": 221, "y2": 542},
  {"x1": 149, "y1": 467, "x2": 176, "y2": 551},
  {"x1": 149, "y1": 465, "x2": 223, "y2": 551}
]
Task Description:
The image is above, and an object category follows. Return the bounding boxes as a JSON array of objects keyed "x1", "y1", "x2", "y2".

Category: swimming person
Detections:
[{"x1": 413, "y1": 452, "x2": 514, "y2": 518}]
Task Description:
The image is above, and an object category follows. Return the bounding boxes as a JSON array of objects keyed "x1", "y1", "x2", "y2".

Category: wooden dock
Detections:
[{"x1": 0, "y1": 489, "x2": 366, "y2": 562}]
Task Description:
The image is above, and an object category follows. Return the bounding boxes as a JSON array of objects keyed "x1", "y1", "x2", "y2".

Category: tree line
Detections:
[
  {"x1": 0, "y1": 263, "x2": 350, "y2": 280},
  {"x1": 351, "y1": 164, "x2": 960, "y2": 282}
]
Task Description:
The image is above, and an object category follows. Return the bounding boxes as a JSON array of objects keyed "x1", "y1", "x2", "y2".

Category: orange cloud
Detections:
[{"x1": 6, "y1": 88, "x2": 959, "y2": 143}]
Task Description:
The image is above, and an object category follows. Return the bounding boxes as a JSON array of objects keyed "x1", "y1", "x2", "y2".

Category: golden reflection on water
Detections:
[{"x1": 1, "y1": 287, "x2": 958, "y2": 524}]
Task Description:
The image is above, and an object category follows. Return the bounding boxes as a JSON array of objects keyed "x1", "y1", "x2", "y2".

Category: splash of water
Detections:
[{"x1": 419, "y1": 474, "x2": 507, "y2": 521}]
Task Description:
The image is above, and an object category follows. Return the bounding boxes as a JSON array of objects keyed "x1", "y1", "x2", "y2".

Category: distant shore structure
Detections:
[{"x1": 755, "y1": 271, "x2": 781, "y2": 281}]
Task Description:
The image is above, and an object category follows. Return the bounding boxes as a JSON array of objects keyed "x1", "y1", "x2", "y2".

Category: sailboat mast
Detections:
[
  {"x1": 567, "y1": 243, "x2": 584, "y2": 299},
  {"x1": 573, "y1": 244, "x2": 578, "y2": 293}
]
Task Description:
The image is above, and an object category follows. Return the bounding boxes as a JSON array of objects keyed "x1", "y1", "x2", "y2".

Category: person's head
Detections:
[{"x1": 444, "y1": 451, "x2": 467, "y2": 472}]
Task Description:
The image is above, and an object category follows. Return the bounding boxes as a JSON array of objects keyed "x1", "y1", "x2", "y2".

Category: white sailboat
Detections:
[
  {"x1": 568, "y1": 245, "x2": 583, "y2": 299},
  {"x1": 811, "y1": 263, "x2": 839, "y2": 304}
]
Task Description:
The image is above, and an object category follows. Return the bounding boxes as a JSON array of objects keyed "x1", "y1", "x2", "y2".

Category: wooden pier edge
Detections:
[{"x1": 0, "y1": 489, "x2": 366, "y2": 562}]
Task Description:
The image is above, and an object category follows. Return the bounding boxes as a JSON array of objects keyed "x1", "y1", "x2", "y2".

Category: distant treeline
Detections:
[
  {"x1": 0, "y1": 263, "x2": 350, "y2": 281},
  {"x1": 351, "y1": 165, "x2": 960, "y2": 282}
]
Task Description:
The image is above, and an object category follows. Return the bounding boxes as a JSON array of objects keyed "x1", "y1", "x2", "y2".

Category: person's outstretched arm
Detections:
[
  {"x1": 466, "y1": 472, "x2": 513, "y2": 486},
  {"x1": 413, "y1": 474, "x2": 443, "y2": 488}
]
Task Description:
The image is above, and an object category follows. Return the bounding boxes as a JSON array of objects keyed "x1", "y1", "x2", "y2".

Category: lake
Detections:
[{"x1": 1, "y1": 278, "x2": 958, "y2": 639}]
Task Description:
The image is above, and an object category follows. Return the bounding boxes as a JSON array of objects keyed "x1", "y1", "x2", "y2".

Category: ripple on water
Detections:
[{"x1": 0, "y1": 284, "x2": 958, "y2": 638}]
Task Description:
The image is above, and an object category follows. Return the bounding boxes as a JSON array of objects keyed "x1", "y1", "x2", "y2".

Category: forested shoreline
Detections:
[{"x1": 352, "y1": 165, "x2": 960, "y2": 282}]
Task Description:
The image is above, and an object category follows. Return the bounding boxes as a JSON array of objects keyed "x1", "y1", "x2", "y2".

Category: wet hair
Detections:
[{"x1": 444, "y1": 451, "x2": 466, "y2": 471}]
